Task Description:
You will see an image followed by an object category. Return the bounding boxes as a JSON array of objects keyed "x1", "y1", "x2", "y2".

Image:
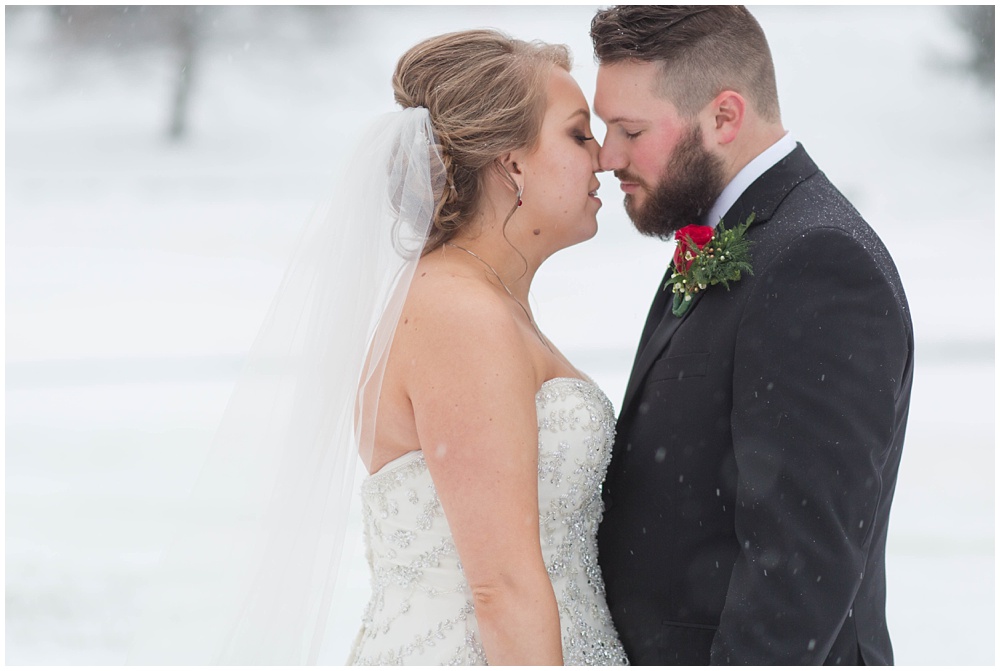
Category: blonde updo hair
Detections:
[{"x1": 392, "y1": 29, "x2": 572, "y2": 253}]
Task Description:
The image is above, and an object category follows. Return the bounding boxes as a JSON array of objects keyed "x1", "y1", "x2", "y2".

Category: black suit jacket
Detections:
[{"x1": 598, "y1": 145, "x2": 913, "y2": 665}]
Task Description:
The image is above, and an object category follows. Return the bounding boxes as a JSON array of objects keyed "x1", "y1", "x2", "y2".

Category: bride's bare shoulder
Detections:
[
  {"x1": 398, "y1": 255, "x2": 523, "y2": 349},
  {"x1": 394, "y1": 254, "x2": 536, "y2": 399}
]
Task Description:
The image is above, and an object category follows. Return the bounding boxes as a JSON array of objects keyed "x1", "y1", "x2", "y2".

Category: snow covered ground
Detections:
[{"x1": 5, "y1": 5, "x2": 994, "y2": 665}]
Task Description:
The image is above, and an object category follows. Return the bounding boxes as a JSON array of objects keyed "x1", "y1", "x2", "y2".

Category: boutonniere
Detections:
[{"x1": 664, "y1": 213, "x2": 755, "y2": 317}]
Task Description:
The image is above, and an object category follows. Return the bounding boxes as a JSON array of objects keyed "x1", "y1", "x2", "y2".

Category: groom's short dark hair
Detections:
[{"x1": 590, "y1": 5, "x2": 780, "y2": 122}]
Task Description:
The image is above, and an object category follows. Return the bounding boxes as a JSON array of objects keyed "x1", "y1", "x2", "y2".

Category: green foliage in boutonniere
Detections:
[{"x1": 664, "y1": 213, "x2": 755, "y2": 317}]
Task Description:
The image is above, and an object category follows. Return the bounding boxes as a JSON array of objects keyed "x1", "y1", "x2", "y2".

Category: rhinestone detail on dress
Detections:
[{"x1": 348, "y1": 377, "x2": 628, "y2": 665}]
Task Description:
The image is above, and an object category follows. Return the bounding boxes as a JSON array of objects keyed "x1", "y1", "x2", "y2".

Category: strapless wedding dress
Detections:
[{"x1": 347, "y1": 377, "x2": 628, "y2": 665}]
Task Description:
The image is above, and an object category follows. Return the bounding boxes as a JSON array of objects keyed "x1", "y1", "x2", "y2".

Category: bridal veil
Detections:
[{"x1": 129, "y1": 107, "x2": 445, "y2": 663}]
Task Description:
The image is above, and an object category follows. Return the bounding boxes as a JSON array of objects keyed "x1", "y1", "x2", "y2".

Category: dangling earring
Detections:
[{"x1": 517, "y1": 185, "x2": 523, "y2": 207}]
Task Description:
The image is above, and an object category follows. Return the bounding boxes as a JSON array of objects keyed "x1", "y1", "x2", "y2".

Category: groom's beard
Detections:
[{"x1": 618, "y1": 125, "x2": 728, "y2": 240}]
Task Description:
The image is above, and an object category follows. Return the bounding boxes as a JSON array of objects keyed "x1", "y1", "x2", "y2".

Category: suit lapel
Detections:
[
  {"x1": 634, "y1": 264, "x2": 674, "y2": 355},
  {"x1": 618, "y1": 144, "x2": 819, "y2": 421},
  {"x1": 620, "y1": 286, "x2": 705, "y2": 416}
]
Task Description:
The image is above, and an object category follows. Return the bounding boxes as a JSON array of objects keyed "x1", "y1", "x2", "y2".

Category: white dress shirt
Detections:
[{"x1": 704, "y1": 131, "x2": 797, "y2": 229}]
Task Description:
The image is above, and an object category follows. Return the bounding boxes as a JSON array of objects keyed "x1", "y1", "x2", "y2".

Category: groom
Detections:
[{"x1": 591, "y1": 6, "x2": 913, "y2": 665}]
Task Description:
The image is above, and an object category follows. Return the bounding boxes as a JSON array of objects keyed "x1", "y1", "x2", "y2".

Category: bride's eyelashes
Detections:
[{"x1": 573, "y1": 132, "x2": 596, "y2": 144}]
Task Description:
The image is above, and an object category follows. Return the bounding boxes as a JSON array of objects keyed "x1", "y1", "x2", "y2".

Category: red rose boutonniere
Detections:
[{"x1": 664, "y1": 213, "x2": 755, "y2": 317}]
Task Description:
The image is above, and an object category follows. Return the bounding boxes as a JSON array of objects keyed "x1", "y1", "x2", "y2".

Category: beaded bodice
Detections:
[{"x1": 347, "y1": 377, "x2": 628, "y2": 665}]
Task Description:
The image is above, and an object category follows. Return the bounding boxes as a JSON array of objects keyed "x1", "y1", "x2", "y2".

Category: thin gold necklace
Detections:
[{"x1": 445, "y1": 242, "x2": 552, "y2": 352}]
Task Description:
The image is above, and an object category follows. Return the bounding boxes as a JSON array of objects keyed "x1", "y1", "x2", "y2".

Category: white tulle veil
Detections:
[{"x1": 128, "y1": 107, "x2": 444, "y2": 664}]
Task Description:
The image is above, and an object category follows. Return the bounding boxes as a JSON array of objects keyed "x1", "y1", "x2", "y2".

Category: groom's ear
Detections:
[{"x1": 706, "y1": 90, "x2": 745, "y2": 146}]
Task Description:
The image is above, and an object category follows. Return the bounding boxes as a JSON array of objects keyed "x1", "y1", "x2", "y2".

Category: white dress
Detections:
[{"x1": 347, "y1": 377, "x2": 628, "y2": 665}]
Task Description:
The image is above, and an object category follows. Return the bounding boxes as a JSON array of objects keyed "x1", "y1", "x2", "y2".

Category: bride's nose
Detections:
[{"x1": 589, "y1": 139, "x2": 602, "y2": 171}]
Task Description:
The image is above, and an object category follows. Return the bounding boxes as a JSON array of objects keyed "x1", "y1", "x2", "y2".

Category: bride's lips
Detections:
[{"x1": 588, "y1": 185, "x2": 602, "y2": 206}]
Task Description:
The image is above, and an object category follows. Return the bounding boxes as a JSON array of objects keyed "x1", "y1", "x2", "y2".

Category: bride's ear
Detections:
[
  {"x1": 499, "y1": 151, "x2": 524, "y2": 174},
  {"x1": 497, "y1": 152, "x2": 526, "y2": 179},
  {"x1": 494, "y1": 153, "x2": 524, "y2": 195}
]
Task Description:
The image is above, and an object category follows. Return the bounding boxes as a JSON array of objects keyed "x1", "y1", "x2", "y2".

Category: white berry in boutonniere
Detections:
[{"x1": 664, "y1": 213, "x2": 755, "y2": 317}]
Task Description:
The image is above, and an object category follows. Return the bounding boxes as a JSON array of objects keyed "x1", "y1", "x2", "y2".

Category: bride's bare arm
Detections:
[{"x1": 399, "y1": 276, "x2": 562, "y2": 665}]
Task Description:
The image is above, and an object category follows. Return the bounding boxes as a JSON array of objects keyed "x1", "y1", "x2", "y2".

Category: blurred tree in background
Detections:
[
  {"x1": 15, "y1": 6, "x2": 354, "y2": 141},
  {"x1": 950, "y1": 5, "x2": 995, "y2": 89},
  {"x1": 49, "y1": 5, "x2": 204, "y2": 139}
]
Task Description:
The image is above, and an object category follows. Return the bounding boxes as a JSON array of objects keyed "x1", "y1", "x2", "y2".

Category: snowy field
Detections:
[{"x1": 5, "y1": 5, "x2": 994, "y2": 665}]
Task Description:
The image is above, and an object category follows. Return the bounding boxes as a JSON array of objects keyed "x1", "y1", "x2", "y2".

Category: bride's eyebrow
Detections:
[{"x1": 565, "y1": 108, "x2": 591, "y2": 122}]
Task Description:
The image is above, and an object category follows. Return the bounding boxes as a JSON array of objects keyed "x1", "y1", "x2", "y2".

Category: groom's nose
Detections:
[{"x1": 598, "y1": 138, "x2": 626, "y2": 173}]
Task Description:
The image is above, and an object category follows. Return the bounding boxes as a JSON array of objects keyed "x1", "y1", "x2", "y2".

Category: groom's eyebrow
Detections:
[{"x1": 604, "y1": 115, "x2": 645, "y2": 125}]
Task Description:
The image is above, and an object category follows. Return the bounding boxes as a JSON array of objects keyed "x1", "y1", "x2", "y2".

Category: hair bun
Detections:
[{"x1": 391, "y1": 30, "x2": 571, "y2": 252}]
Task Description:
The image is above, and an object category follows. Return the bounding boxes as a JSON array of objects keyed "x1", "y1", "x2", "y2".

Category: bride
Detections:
[
  {"x1": 348, "y1": 30, "x2": 625, "y2": 665},
  {"x1": 129, "y1": 29, "x2": 626, "y2": 666}
]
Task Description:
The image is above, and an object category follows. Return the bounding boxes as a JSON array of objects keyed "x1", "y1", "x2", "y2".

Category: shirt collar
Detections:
[{"x1": 704, "y1": 131, "x2": 797, "y2": 229}]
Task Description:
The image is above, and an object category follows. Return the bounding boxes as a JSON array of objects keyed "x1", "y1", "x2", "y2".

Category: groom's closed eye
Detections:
[{"x1": 620, "y1": 128, "x2": 643, "y2": 140}]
